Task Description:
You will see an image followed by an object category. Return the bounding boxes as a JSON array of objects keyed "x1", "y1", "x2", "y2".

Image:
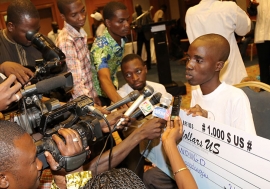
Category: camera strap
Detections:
[{"x1": 58, "y1": 150, "x2": 90, "y2": 172}]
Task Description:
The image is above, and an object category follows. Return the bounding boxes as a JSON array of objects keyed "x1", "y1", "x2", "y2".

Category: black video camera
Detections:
[
  {"x1": 35, "y1": 95, "x2": 104, "y2": 171},
  {"x1": 26, "y1": 31, "x2": 66, "y2": 81},
  {"x1": 4, "y1": 72, "x2": 73, "y2": 134}
]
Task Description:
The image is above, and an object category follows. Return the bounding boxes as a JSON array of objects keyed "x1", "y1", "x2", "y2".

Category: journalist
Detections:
[{"x1": 0, "y1": 114, "x2": 165, "y2": 188}]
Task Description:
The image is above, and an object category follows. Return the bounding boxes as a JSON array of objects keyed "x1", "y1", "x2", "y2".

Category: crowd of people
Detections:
[{"x1": 0, "y1": 0, "x2": 267, "y2": 188}]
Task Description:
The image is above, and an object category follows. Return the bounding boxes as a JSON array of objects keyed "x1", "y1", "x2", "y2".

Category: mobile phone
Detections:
[{"x1": 170, "y1": 95, "x2": 182, "y2": 120}]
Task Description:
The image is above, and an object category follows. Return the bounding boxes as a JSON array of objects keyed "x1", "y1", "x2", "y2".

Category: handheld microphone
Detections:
[
  {"x1": 152, "y1": 92, "x2": 173, "y2": 120},
  {"x1": 106, "y1": 90, "x2": 140, "y2": 111},
  {"x1": 130, "y1": 92, "x2": 162, "y2": 119},
  {"x1": 21, "y1": 75, "x2": 69, "y2": 97},
  {"x1": 116, "y1": 85, "x2": 154, "y2": 126}
]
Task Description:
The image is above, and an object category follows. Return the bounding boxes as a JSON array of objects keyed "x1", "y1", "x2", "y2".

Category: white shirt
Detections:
[
  {"x1": 117, "y1": 81, "x2": 167, "y2": 98},
  {"x1": 153, "y1": 10, "x2": 164, "y2": 23},
  {"x1": 185, "y1": 0, "x2": 251, "y2": 85},
  {"x1": 96, "y1": 23, "x2": 106, "y2": 37},
  {"x1": 191, "y1": 82, "x2": 256, "y2": 135},
  {"x1": 254, "y1": 0, "x2": 270, "y2": 43},
  {"x1": 47, "y1": 30, "x2": 62, "y2": 44}
]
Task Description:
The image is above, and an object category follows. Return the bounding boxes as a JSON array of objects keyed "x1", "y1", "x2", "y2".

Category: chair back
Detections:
[{"x1": 234, "y1": 81, "x2": 270, "y2": 140}]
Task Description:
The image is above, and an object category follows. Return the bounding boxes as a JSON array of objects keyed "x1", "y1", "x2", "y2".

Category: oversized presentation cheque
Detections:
[{"x1": 141, "y1": 109, "x2": 270, "y2": 189}]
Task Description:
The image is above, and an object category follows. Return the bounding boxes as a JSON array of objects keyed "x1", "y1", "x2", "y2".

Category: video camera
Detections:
[
  {"x1": 4, "y1": 72, "x2": 73, "y2": 134},
  {"x1": 35, "y1": 95, "x2": 104, "y2": 171},
  {"x1": 26, "y1": 31, "x2": 66, "y2": 81}
]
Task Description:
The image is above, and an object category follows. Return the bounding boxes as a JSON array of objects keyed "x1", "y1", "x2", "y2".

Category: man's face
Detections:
[
  {"x1": 8, "y1": 15, "x2": 40, "y2": 47},
  {"x1": 185, "y1": 40, "x2": 218, "y2": 86},
  {"x1": 61, "y1": 0, "x2": 86, "y2": 32},
  {"x1": 106, "y1": 9, "x2": 130, "y2": 41},
  {"x1": 121, "y1": 58, "x2": 147, "y2": 91},
  {"x1": 7, "y1": 133, "x2": 43, "y2": 189}
]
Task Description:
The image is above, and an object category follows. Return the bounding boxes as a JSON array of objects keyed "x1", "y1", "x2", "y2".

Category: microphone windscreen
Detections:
[
  {"x1": 150, "y1": 92, "x2": 162, "y2": 104},
  {"x1": 36, "y1": 75, "x2": 67, "y2": 93}
]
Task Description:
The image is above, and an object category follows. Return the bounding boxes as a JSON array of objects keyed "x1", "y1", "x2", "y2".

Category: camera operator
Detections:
[
  {"x1": 0, "y1": 120, "x2": 84, "y2": 189},
  {"x1": 0, "y1": 0, "x2": 42, "y2": 70},
  {"x1": 0, "y1": 112, "x2": 165, "y2": 188},
  {"x1": 0, "y1": 74, "x2": 22, "y2": 112}
]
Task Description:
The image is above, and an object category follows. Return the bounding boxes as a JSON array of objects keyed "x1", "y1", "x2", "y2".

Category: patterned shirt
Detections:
[
  {"x1": 56, "y1": 22, "x2": 98, "y2": 100},
  {"x1": 90, "y1": 28, "x2": 126, "y2": 97},
  {"x1": 50, "y1": 171, "x2": 92, "y2": 189}
]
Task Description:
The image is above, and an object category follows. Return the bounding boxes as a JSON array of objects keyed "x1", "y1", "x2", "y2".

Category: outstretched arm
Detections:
[
  {"x1": 162, "y1": 117, "x2": 198, "y2": 189},
  {"x1": 84, "y1": 117, "x2": 165, "y2": 175}
]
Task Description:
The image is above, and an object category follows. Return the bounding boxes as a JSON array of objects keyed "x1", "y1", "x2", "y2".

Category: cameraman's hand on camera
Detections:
[
  {"x1": 0, "y1": 74, "x2": 22, "y2": 111},
  {"x1": 45, "y1": 128, "x2": 84, "y2": 188},
  {"x1": 139, "y1": 117, "x2": 166, "y2": 140},
  {"x1": 162, "y1": 116, "x2": 183, "y2": 145},
  {"x1": 100, "y1": 108, "x2": 132, "y2": 133},
  {"x1": 0, "y1": 61, "x2": 34, "y2": 85}
]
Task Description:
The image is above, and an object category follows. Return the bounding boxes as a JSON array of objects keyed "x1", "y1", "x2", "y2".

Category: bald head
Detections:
[{"x1": 193, "y1": 34, "x2": 230, "y2": 62}]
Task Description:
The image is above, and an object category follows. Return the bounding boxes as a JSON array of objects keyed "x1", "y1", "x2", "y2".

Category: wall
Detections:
[
  {"x1": 169, "y1": 0, "x2": 180, "y2": 20},
  {"x1": 132, "y1": 0, "x2": 150, "y2": 12}
]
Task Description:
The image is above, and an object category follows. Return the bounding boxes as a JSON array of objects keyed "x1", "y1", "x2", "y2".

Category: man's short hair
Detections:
[
  {"x1": 7, "y1": 0, "x2": 39, "y2": 25},
  {"x1": 0, "y1": 121, "x2": 26, "y2": 173},
  {"x1": 195, "y1": 33, "x2": 230, "y2": 62},
  {"x1": 121, "y1": 54, "x2": 145, "y2": 68},
  {"x1": 57, "y1": 0, "x2": 77, "y2": 14},
  {"x1": 103, "y1": 1, "x2": 127, "y2": 21}
]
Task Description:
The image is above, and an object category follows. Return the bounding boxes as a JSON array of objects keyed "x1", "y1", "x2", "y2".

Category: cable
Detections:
[
  {"x1": 134, "y1": 139, "x2": 152, "y2": 173},
  {"x1": 94, "y1": 115, "x2": 114, "y2": 174}
]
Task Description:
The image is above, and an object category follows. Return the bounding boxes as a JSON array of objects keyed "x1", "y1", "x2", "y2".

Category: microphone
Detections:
[
  {"x1": 152, "y1": 93, "x2": 173, "y2": 120},
  {"x1": 116, "y1": 85, "x2": 154, "y2": 126},
  {"x1": 21, "y1": 75, "x2": 69, "y2": 97},
  {"x1": 130, "y1": 92, "x2": 162, "y2": 119},
  {"x1": 148, "y1": 6, "x2": 153, "y2": 12},
  {"x1": 86, "y1": 105, "x2": 104, "y2": 118},
  {"x1": 106, "y1": 90, "x2": 140, "y2": 111}
]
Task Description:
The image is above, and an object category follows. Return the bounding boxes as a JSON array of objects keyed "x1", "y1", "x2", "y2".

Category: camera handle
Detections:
[{"x1": 57, "y1": 149, "x2": 91, "y2": 172}]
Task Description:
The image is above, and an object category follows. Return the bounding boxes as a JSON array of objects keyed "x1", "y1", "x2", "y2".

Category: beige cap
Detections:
[{"x1": 91, "y1": 12, "x2": 103, "y2": 21}]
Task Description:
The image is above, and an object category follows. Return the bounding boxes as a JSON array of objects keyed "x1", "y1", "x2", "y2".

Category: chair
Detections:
[{"x1": 234, "y1": 81, "x2": 270, "y2": 140}]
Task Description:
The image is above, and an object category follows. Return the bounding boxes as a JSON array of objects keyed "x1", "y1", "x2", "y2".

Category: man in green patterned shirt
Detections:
[{"x1": 90, "y1": 1, "x2": 130, "y2": 106}]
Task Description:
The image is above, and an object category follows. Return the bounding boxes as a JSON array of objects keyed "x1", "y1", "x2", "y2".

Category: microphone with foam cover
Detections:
[
  {"x1": 152, "y1": 92, "x2": 173, "y2": 120},
  {"x1": 21, "y1": 75, "x2": 67, "y2": 97},
  {"x1": 130, "y1": 92, "x2": 162, "y2": 119},
  {"x1": 106, "y1": 90, "x2": 140, "y2": 111}
]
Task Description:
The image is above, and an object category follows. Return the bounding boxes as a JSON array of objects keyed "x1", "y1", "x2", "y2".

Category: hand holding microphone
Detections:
[
  {"x1": 115, "y1": 85, "x2": 154, "y2": 129},
  {"x1": 130, "y1": 92, "x2": 162, "y2": 119}
]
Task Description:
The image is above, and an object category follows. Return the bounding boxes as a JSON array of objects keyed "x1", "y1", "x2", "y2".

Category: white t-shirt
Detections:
[
  {"x1": 117, "y1": 81, "x2": 167, "y2": 98},
  {"x1": 153, "y1": 10, "x2": 164, "y2": 23},
  {"x1": 191, "y1": 82, "x2": 256, "y2": 135},
  {"x1": 96, "y1": 23, "x2": 106, "y2": 37},
  {"x1": 47, "y1": 30, "x2": 62, "y2": 44},
  {"x1": 185, "y1": 0, "x2": 250, "y2": 85}
]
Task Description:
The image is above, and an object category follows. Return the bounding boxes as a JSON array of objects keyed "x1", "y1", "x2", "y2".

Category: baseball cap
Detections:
[{"x1": 91, "y1": 12, "x2": 103, "y2": 21}]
